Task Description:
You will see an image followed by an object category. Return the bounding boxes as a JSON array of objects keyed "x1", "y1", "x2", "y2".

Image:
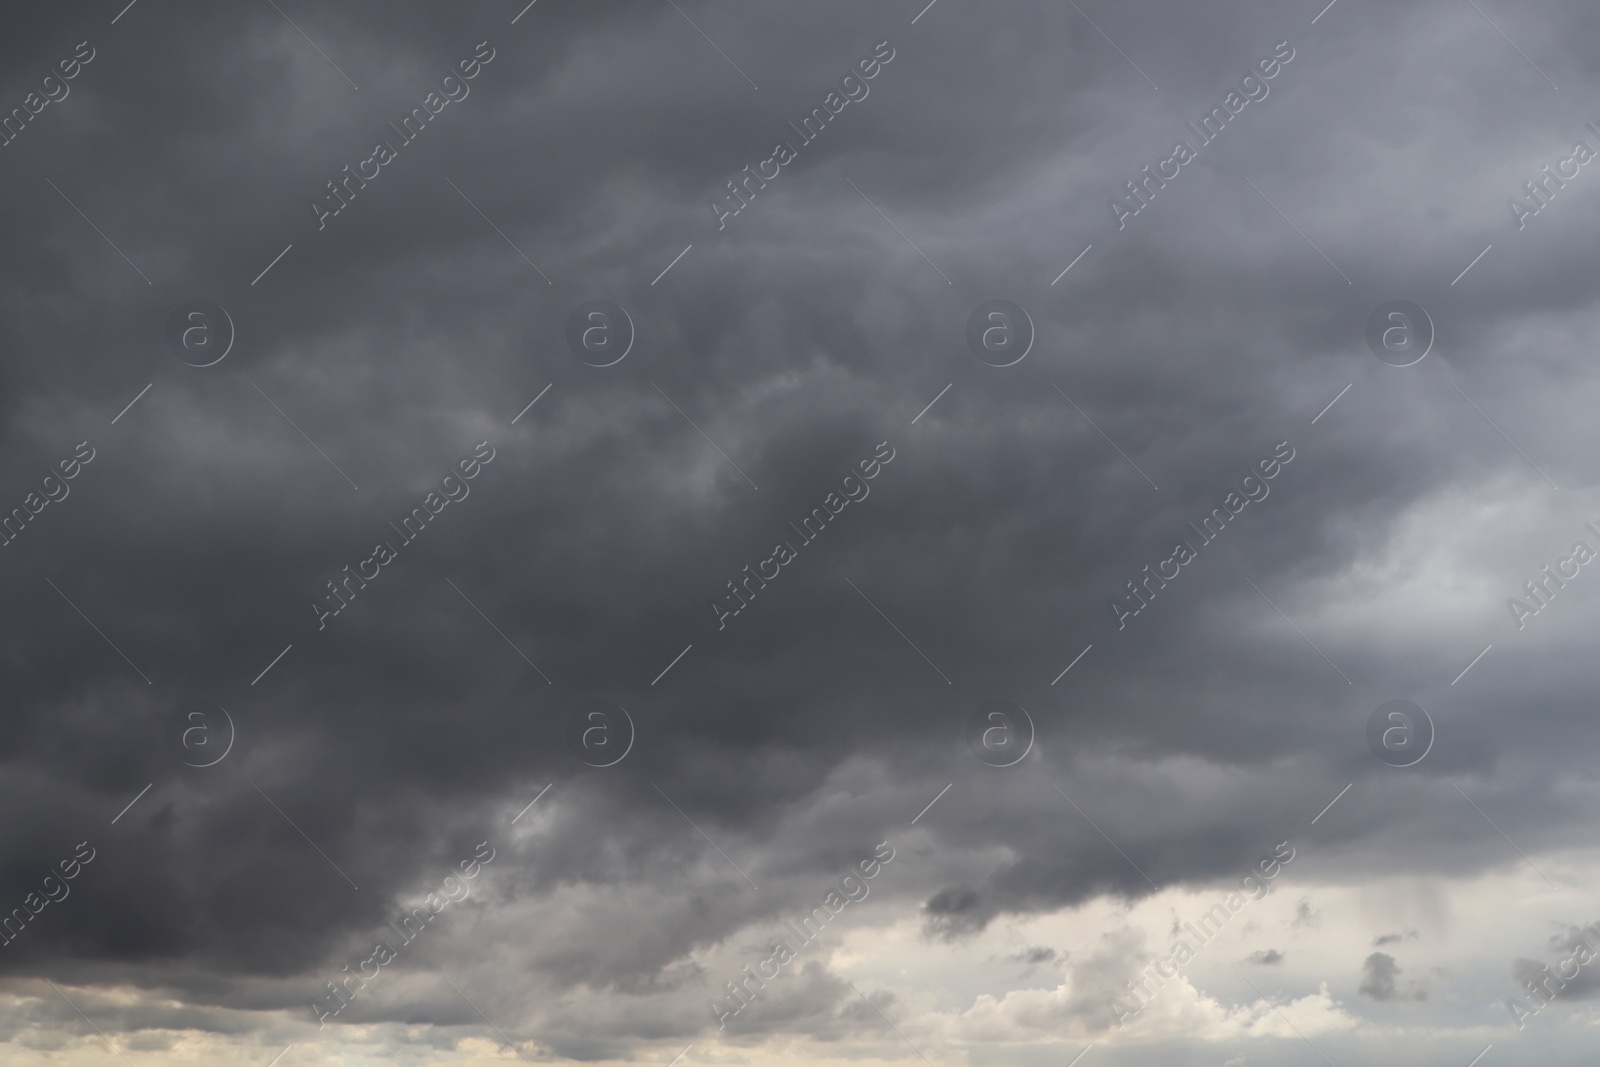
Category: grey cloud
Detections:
[
  {"x1": 1360, "y1": 951, "x2": 1426, "y2": 1003},
  {"x1": 922, "y1": 886, "x2": 990, "y2": 941},
  {"x1": 1359, "y1": 952, "x2": 1401, "y2": 1001},
  {"x1": 1373, "y1": 930, "x2": 1418, "y2": 947}
]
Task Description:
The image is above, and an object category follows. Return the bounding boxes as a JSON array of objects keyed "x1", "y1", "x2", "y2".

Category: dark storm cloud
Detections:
[{"x1": 0, "y1": 0, "x2": 1598, "y2": 1059}]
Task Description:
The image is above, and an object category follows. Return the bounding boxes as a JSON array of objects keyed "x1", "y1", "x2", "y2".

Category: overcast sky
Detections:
[{"x1": 3, "y1": 0, "x2": 1600, "y2": 1065}]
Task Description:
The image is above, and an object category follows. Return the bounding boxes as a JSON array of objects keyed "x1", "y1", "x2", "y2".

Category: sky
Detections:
[{"x1": 2, "y1": 0, "x2": 1600, "y2": 1065}]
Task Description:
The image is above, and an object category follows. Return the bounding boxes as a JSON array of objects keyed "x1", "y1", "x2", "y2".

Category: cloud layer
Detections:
[{"x1": 1, "y1": 0, "x2": 1598, "y2": 1064}]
